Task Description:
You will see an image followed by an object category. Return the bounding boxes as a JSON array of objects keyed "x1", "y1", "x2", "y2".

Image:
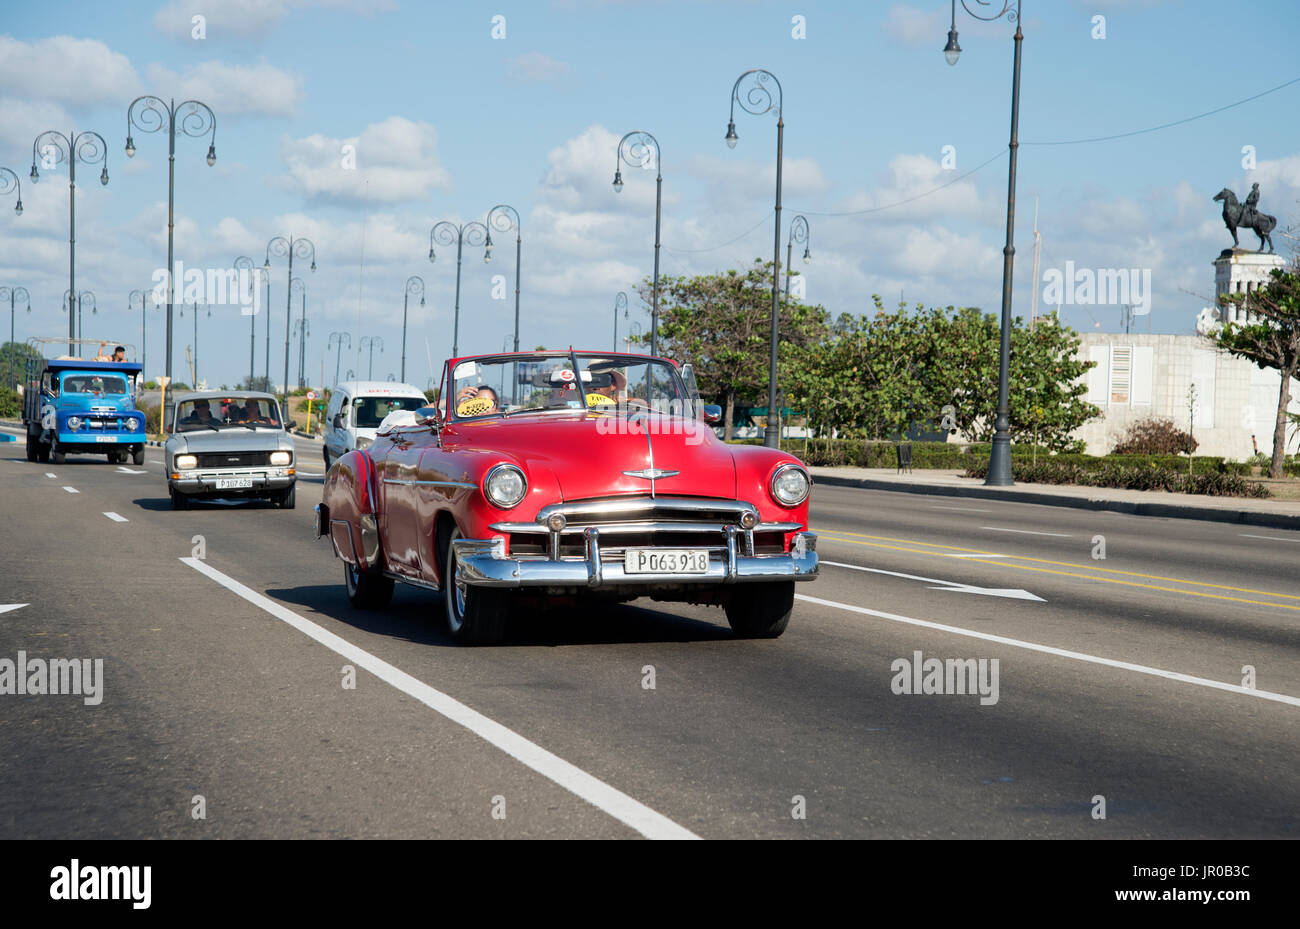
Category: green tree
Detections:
[
  {"x1": 640, "y1": 260, "x2": 829, "y2": 438},
  {"x1": 1214, "y1": 268, "x2": 1300, "y2": 477},
  {"x1": 0, "y1": 341, "x2": 42, "y2": 391}
]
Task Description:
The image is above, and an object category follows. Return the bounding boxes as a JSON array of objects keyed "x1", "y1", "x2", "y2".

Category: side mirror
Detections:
[
  {"x1": 332, "y1": 412, "x2": 343, "y2": 429},
  {"x1": 702, "y1": 404, "x2": 722, "y2": 425}
]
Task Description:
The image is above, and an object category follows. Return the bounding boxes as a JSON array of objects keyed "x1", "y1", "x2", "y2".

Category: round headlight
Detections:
[
  {"x1": 175, "y1": 454, "x2": 197, "y2": 470},
  {"x1": 66, "y1": 416, "x2": 82, "y2": 431},
  {"x1": 356, "y1": 435, "x2": 373, "y2": 450},
  {"x1": 484, "y1": 463, "x2": 527, "y2": 509},
  {"x1": 770, "y1": 464, "x2": 810, "y2": 506},
  {"x1": 124, "y1": 417, "x2": 139, "y2": 432},
  {"x1": 270, "y1": 451, "x2": 292, "y2": 466}
]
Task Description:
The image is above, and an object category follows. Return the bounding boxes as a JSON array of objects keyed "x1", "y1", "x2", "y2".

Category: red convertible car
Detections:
[{"x1": 317, "y1": 350, "x2": 818, "y2": 644}]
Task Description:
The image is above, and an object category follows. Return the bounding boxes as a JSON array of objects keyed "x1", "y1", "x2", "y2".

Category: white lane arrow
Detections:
[
  {"x1": 116, "y1": 467, "x2": 148, "y2": 474},
  {"x1": 822, "y1": 560, "x2": 1045, "y2": 602},
  {"x1": 0, "y1": 604, "x2": 28, "y2": 616}
]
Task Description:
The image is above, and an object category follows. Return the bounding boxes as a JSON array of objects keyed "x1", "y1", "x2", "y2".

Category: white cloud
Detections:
[
  {"x1": 506, "y1": 52, "x2": 572, "y2": 83},
  {"x1": 278, "y1": 117, "x2": 450, "y2": 204},
  {"x1": 882, "y1": 4, "x2": 947, "y2": 47},
  {"x1": 0, "y1": 36, "x2": 140, "y2": 105},
  {"x1": 144, "y1": 61, "x2": 303, "y2": 118},
  {"x1": 153, "y1": 0, "x2": 394, "y2": 40}
]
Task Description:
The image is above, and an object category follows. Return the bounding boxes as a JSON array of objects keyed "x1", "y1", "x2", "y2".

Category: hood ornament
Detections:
[{"x1": 622, "y1": 468, "x2": 679, "y2": 481}]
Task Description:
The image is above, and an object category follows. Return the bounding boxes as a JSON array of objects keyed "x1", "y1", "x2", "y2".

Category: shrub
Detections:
[
  {"x1": 1112, "y1": 417, "x2": 1198, "y2": 455},
  {"x1": 0, "y1": 387, "x2": 20, "y2": 419},
  {"x1": 964, "y1": 460, "x2": 1270, "y2": 497}
]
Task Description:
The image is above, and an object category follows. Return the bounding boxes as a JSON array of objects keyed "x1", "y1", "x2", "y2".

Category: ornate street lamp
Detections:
[
  {"x1": 627, "y1": 320, "x2": 643, "y2": 354},
  {"x1": 289, "y1": 277, "x2": 308, "y2": 389},
  {"x1": 360, "y1": 336, "x2": 383, "y2": 381},
  {"x1": 0, "y1": 286, "x2": 31, "y2": 388},
  {"x1": 62, "y1": 290, "x2": 96, "y2": 344},
  {"x1": 128, "y1": 288, "x2": 159, "y2": 380},
  {"x1": 0, "y1": 167, "x2": 23, "y2": 216},
  {"x1": 944, "y1": 0, "x2": 1022, "y2": 486},
  {"x1": 613, "y1": 291, "x2": 628, "y2": 352},
  {"x1": 429, "y1": 220, "x2": 488, "y2": 357},
  {"x1": 485, "y1": 205, "x2": 522, "y2": 350},
  {"x1": 724, "y1": 69, "x2": 784, "y2": 448},
  {"x1": 233, "y1": 256, "x2": 260, "y2": 387},
  {"x1": 612, "y1": 132, "x2": 663, "y2": 355},
  {"x1": 31, "y1": 129, "x2": 109, "y2": 354},
  {"x1": 178, "y1": 301, "x2": 210, "y2": 386},
  {"x1": 265, "y1": 236, "x2": 316, "y2": 419},
  {"x1": 785, "y1": 215, "x2": 810, "y2": 299},
  {"x1": 401, "y1": 275, "x2": 425, "y2": 383},
  {"x1": 125, "y1": 96, "x2": 217, "y2": 382},
  {"x1": 329, "y1": 331, "x2": 351, "y2": 387}
]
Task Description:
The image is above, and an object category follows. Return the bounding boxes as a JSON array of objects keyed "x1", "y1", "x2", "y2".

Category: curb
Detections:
[{"x1": 812, "y1": 473, "x2": 1300, "y2": 532}]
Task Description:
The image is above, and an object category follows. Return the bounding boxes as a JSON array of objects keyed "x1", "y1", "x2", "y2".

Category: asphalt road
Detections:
[{"x1": 1, "y1": 425, "x2": 1296, "y2": 839}]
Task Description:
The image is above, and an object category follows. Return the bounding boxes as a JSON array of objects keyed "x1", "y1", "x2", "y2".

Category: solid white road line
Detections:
[
  {"x1": 796, "y1": 593, "x2": 1300, "y2": 708},
  {"x1": 981, "y1": 526, "x2": 1071, "y2": 537},
  {"x1": 930, "y1": 505, "x2": 992, "y2": 513},
  {"x1": 944, "y1": 553, "x2": 1008, "y2": 558},
  {"x1": 180, "y1": 557, "x2": 699, "y2": 840},
  {"x1": 1240, "y1": 533, "x2": 1300, "y2": 543},
  {"x1": 62, "y1": 486, "x2": 78, "y2": 494},
  {"x1": 822, "y1": 559, "x2": 1044, "y2": 601},
  {"x1": 103, "y1": 512, "x2": 128, "y2": 522}
]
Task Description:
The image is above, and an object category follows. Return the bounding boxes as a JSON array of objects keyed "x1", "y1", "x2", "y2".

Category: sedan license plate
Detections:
[
  {"x1": 216, "y1": 477, "x2": 254, "y2": 490},
  {"x1": 623, "y1": 549, "x2": 709, "y2": 575}
]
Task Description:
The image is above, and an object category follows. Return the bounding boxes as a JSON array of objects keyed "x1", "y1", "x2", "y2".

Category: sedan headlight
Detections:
[
  {"x1": 66, "y1": 416, "x2": 82, "y2": 431},
  {"x1": 270, "y1": 451, "x2": 292, "y2": 466},
  {"x1": 770, "y1": 463, "x2": 810, "y2": 506},
  {"x1": 483, "y1": 463, "x2": 527, "y2": 509},
  {"x1": 175, "y1": 454, "x2": 197, "y2": 470},
  {"x1": 124, "y1": 417, "x2": 138, "y2": 432}
]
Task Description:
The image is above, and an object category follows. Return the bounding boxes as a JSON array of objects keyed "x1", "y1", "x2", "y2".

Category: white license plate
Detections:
[
  {"x1": 94, "y1": 436, "x2": 115, "y2": 443},
  {"x1": 216, "y1": 477, "x2": 254, "y2": 490},
  {"x1": 623, "y1": 549, "x2": 709, "y2": 575}
]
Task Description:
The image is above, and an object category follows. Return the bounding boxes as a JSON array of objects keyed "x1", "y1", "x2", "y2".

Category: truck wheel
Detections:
[
  {"x1": 724, "y1": 582, "x2": 794, "y2": 639},
  {"x1": 275, "y1": 485, "x2": 296, "y2": 509},
  {"x1": 51, "y1": 443, "x2": 65, "y2": 465},
  {"x1": 107, "y1": 450, "x2": 122, "y2": 463},
  {"x1": 170, "y1": 487, "x2": 189, "y2": 510},
  {"x1": 132, "y1": 447, "x2": 145, "y2": 465},
  {"x1": 37, "y1": 441, "x2": 50, "y2": 464},
  {"x1": 323, "y1": 447, "x2": 331, "y2": 469},
  {"x1": 345, "y1": 561, "x2": 394, "y2": 609},
  {"x1": 25, "y1": 434, "x2": 37, "y2": 462},
  {"x1": 444, "y1": 528, "x2": 508, "y2": 644}
]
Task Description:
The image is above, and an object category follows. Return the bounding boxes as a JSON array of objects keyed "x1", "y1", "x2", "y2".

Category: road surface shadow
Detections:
[{"x1": 266, "y1": 583, "x2": 734, "y2": 647}]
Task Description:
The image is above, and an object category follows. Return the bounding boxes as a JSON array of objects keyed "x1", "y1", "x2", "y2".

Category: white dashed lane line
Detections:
[
  {"x1": 62, "y1": 486, "x2": 79, "y2": 494},
  {"x1": 980, "y1": 526, "x2": 1071, "y2": 538},
  {"x1": 181, "y1": 556, "x2": 700, "y2": 840},
  {"x1": 103, "y1": 512, "x2": 128, "y2": 523},
  {"x1": 45, "y1": 472, "x2": 56, "y2": 479},
  {"x1": 1240, "y1": 533, "x2": 1300, "y2": 543},
  {"x1": 796, "y1": 593, "x2": 1300, "y2": 708}
]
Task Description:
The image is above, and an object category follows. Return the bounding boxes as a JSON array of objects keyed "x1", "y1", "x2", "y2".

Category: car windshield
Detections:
[
  {"x1": 351, "y1": 396, "x2": 424, "y2": 429},
  {"x1": 175, "y1": 397, "x2": 283, "y2": 432},
  {"x1": 62, "y1": 373, "x2": 128, "y2": 395},
  {"x1": 448, "y1": 353, "x2": 699, "y2": 421}
]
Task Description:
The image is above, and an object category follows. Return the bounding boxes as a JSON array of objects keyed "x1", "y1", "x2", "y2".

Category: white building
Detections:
[{"x1": 1070, "y1": 249, "x2": 1298, "y2": 459}]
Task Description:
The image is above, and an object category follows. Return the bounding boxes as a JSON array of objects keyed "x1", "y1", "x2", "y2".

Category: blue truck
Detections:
[{"x1": 22, "y1": 339, "x2": 147, "y2": 465}]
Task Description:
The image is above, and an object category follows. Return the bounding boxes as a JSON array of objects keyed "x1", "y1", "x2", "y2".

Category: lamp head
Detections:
[
  {"x1": 944, "y1": 29, "x2": 962, "y2": 66},
  {"x1": 206, "y1": 143, "x2": 216, "y2": 167},
  {"x1": 724, "y1": 121, "x2": 738, "y2": 149},
  {"x1": 125, "y1": 137, "x2": 136, "y2": 158},
  {"x1": 612, "y1": 169, "x2": 624, "y2": 193}
]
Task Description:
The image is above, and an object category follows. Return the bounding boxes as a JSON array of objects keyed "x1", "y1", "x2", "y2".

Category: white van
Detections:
[{"x1": 323, "y1": 380, "x2": 428, "y2": 468}]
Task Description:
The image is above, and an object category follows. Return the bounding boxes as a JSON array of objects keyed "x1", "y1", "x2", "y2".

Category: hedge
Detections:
[{"x1": 963, "y1": 460, "x2": 1271, "y2": 497}]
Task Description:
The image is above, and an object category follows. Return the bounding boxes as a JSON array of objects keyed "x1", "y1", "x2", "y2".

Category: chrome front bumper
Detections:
[
  {"x1": 170, "y1": 467, "x2": 295, "y2": 493},
  {"x1": 452, "y1": 527, "x2": 818, "y2": 589}
]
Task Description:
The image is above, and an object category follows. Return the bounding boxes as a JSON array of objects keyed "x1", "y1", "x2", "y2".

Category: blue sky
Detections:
[{"x1": 2, "y1": 0, "x2": 1299, "y2": 389}]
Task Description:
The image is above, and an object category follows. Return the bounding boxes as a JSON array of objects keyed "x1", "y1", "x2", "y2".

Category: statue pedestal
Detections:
[{"x1": 1213, "y1": 248, "x2": 1287, "y2": 324}]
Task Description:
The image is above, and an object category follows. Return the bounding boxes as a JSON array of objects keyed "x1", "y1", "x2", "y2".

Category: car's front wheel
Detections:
[
  {"x1": 345, "y1": 560, "x2": 394, "y2": 609},
  {"x1": 724, "y1": 581, "x2": 794, "y2": 638},
  {"x1": 169, "y1": 487, "x2": 189, "y2": 510},
  {"x1": 444, "y1": 528, "x2": 508, "y2": 645},
  {"x1": 274, "y1": 484, "x2": 296, "y2": 509}
]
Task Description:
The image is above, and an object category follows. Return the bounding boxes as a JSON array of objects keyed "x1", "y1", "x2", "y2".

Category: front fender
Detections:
[{"x1": 321, "y1": 449, "x2": 382, "y2": 567}]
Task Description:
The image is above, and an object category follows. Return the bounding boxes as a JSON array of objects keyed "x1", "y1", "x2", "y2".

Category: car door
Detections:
[{"x1": 374, "y1": 428, "x2": 424, "y2": 573}]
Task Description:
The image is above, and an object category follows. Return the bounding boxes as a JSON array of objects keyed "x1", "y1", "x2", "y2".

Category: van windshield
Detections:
[{"x1": 352, "y1": 396, "x2": 423, "y2": 429}]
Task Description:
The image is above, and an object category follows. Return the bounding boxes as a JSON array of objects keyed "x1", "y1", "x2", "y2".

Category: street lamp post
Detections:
[
  {"x1": 360, "y1": 336, "x2": 383, "y2": 380},
  {"x1": 127, "y1": 288, "x2": 157, "y2": 379},
  {"x1": 613, "y1": 291, "x2": 627, "y2": 351},
  {"x1": 612, "y1": 132, "x2": 663, "y2": 355},
  {"x1": 125, "y1": 96, "x2": 217, "y2": 383},
  {"x1": 179, "y1": 301, "x2": 209, "y2": 386},
  {"x1": 944, "y1": 0, "x2": 1022, "y2": 486},
  {"x1": 785, "y1": 215, "x2": 811, "y2": 299},
  {"x1": 30, "y1": 130, "x2": 109, "y2": 355},
  {"x1": 233, "y1": 256, "x2": 259, "y2": 387},
  {"x1": 290, "y1": 278, "x2": 308, "y2": 389},
  {"x1": 401, "y1": 275, "x2": 425, "y2": 383},
  {"x1": 265, "y1": 236, "x2": 316, "y2": 419},
  {"x1": 627, "y1": 320, "x2": 643, "y2": 354},
  {"x1": 429, "y1": 219, "x2": 488, "y2": 357},
  {"x1": 329, "y1": 332, "x2": 351, "y2": 387},
  {"x1": 0, "y1": 286, "x2": 31, "y2": 388},
  {"x1": 485, "y1": 205, "x2": 522, "y2": 402},
  {"x1": 62, "y1": 290, "x2": 96, "y2": 344},
  {"x1": 724, "y1": 69, "x2": 784, "y2": 449},
  {"x1": 0, "y1": 167, "x2": 24, "y2": 216}
]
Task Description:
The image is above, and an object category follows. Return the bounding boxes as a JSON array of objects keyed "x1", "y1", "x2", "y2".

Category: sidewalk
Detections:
[{"x1": 809, "y1": 466, "x2": 1300, "y2": 531}]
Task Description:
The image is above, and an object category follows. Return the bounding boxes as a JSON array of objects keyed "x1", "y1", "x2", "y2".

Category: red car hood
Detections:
[{"x1": 447, "y1": 411, "x2": 736, "y2": 502}]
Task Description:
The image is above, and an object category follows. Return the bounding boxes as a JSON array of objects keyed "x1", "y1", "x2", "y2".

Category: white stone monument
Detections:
[{"x1": 1213, "y1": 248, "x2": 1287, "y2": 324}]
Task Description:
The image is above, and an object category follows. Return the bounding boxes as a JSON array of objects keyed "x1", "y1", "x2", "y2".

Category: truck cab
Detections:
[{"x1": 22, "y1": 339, "x2": 147, "y2": 465}]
